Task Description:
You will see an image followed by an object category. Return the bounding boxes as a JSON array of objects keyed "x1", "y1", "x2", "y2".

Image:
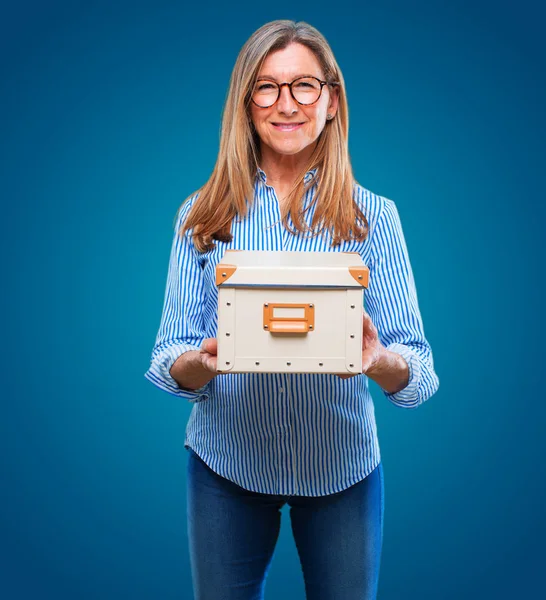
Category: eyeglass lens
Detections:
[{"x1": 252, "y1": 77, "x2": 322, "y2": 107}]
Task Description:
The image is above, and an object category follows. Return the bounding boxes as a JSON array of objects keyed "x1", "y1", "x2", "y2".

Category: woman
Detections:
[{"x1": 145, "y1": 19, "x2": 439, "y2": 600}]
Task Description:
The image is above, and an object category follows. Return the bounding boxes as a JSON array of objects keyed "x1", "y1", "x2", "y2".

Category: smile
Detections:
[{"x1": 271, "y1": 122, "x2": 304, "y2": 131}]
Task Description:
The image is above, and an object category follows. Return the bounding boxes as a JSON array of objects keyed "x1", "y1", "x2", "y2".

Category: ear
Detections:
[{"x1": 327, "y1": 85, "x2": 340, "y2": 118}]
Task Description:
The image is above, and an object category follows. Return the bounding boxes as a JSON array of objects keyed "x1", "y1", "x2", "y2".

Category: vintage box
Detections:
[{"x1": 215, "y1": 250, "x2": 369, "y2": 374}]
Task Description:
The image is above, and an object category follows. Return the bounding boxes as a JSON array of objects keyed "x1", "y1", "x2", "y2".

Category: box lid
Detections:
[{"x1": 216, "y1": 250, "x2": 369, "y2": 288}]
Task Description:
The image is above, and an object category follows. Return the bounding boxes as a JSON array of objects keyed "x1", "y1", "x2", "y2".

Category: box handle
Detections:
[{"x1": 263, "y1": 303, "x2": 315, "y2": 334}]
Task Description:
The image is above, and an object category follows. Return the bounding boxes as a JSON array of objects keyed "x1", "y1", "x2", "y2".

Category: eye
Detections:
[
  {"x1": 256, "y1": 82, "x2": 276, "y2": 91},
  {"x1": 293, "y1": 78, "x2": 321, "y2": 91}
]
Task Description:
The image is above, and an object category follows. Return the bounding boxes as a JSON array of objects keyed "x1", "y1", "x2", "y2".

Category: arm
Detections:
[
  {"x1": 144, "y1": 197, "x2": 217, "y2": 402},
  {"x1": 364, "y1": 198, "x2": 440, "y2": 408}
]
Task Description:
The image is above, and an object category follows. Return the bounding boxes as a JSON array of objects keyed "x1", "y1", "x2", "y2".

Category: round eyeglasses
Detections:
[{"x1": 251, "y1": 76, "x2": 340, "y2": 108}]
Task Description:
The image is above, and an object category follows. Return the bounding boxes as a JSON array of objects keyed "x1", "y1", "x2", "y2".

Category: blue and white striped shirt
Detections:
[{"x1": 145, "y1": 168, "x2": 439, "y2": 496}]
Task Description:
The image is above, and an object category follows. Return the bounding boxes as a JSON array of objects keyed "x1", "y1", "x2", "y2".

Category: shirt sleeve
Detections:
[
  {"x1": 144, "y1": 197, "x2": 211, "y2": 402},
  {"x1": 365, "y1": 198, "x2": 439, "y2": 408}
]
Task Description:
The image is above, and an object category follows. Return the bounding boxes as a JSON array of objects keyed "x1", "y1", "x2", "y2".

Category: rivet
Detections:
[
  {"x1": 350, "y1": 363, "x2": 354, "y2": 367},
  {"x1": 309, "y1": 304, "x2": 314, "y2": 308},
  {"x1": 358, "y1": 275, "x2": 362, "y2": 279},
  {"x1": 264, "y1": 325, "x2": 268, "y2": 329},
  {"x1": 222, "y1": 272, "x2": 227, "y2": 277},
  {"x1": 226, "y1": 302, "x2": 231, "y2": 306},
  {"x1": 287, "y1": 362, "x2": 291, "y2": 366},
  {"x1": 225, "y1": 361, "x2": 230, "y2": 365},
  {"x1": 226, "y1": 332, "x2": 230, "y2": 336},
  {"x1": 255, "y1": 362, "x2": 260, "y2": 366},
  {"x1": 264, "y1": 303, "x2": 269, "y2": 307},
  {"x1": 350, "y1": 334, "x2": 355, "y2": 339},
  {"x1": 309, "y1": 325, "x2": 313, "y2": 329},
  {"x1": 319, "y1": 362, "x2": 324, "y2": 366},
  {"x1": 351, "y1": 304, "x2": 355, "y2": 309}
]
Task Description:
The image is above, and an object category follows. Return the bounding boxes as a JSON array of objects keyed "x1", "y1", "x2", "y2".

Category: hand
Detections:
[
  {"x1": 337, "y1": 311, "x2": 386, "y2": 379},
  {"x1": 360, "y1": 311, "x2": 386, "y2": 374},
  {"x1": 199, "y1": 338, "x2": 218, "y2": 372}
]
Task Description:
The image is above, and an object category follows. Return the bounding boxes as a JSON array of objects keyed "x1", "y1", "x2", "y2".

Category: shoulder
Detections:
[
  {"x1": 352, "y1": 180, "x2": 398, "y2": 235},
  {"x1": 174, "y1": 190, "x2": 201, "y2": 229}
]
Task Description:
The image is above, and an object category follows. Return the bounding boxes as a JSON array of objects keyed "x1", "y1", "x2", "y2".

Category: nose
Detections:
[{"x1": 276, "y1": 84, "x2": 298, "y2": 115}]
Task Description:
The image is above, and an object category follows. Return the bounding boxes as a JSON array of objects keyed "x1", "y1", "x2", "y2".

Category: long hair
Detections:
[{"x1": 179, "y1": 19, "x2": 369, "y2": 252}]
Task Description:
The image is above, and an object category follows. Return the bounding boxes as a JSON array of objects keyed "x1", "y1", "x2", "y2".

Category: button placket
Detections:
[
  {"x1": 265, "y1": 184, "x2": 284, "y2": 251},
  {"x1": 285, "y1": 373, "x2": 298, "y2": 494}
]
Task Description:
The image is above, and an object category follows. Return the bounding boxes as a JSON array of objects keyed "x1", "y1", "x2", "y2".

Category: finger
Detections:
[
  {"x1": 362, "y1": 310, "x2": 375, "y2": 331},
  {"x1": 201, "y1": 352, "x2": 218, "y2": 372},
  {"x1": 362, "y1": 312, "x2": 371, "y2": 334},
  {"x1": 200, "y1": 338, "x2": 218, "y2": 355},
  {"x1": 362, "y1": 313, "x2": 377, "y2": 340}
]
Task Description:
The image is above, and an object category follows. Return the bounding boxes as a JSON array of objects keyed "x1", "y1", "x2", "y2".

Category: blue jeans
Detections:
[{"x1": 186, "y1": 447, "x2": 384, "y2": 600}]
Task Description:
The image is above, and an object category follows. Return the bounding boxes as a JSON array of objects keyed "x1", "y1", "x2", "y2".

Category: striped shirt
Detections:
[{"x1": 144, "y1": 167, "x2": 439, "y2": 496}]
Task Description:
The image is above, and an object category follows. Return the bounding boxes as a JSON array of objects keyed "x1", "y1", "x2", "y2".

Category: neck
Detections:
[{"x1": 258, "y1": 142, "x2": 316, "y2": 187}]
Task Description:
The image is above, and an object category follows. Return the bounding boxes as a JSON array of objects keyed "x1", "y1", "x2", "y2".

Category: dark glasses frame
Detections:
[{"x1": 250, "y1": 76, "x2": 340, "y2": 108}]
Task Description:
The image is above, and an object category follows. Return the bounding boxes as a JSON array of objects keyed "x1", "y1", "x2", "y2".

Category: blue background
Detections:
[{"x1": 2, "y1": 0, "x2": 545, "y2": 598}]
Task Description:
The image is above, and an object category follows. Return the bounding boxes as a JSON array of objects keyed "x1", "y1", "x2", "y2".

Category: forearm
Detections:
[
  {"x1": 366, "y1": 348, "x2": 409, "y2": 394},
  {"x1": 169, "y1": 350, "x2": 216, "y2": 391}
]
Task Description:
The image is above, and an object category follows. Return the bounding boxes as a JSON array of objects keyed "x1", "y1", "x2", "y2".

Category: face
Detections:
[{"x1": 249, "y1": 43, "x2": 339, "y2": 162}]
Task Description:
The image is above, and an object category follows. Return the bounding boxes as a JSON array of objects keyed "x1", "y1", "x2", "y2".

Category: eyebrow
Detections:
[{"x1": 257, "y1": 73, "x2": 322, "y2": 81}]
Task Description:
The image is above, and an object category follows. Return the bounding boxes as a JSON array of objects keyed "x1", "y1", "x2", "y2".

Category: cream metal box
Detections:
[{"x1": 215, "y1": 250, "x2": 369, "y2": 374}]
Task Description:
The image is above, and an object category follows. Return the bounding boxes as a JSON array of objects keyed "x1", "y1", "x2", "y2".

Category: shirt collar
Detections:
[{"x1": 256, "y1": 167, "x2": 318, "y2": 185}]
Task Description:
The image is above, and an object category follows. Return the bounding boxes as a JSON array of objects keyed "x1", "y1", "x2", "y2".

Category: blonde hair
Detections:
[{"x1": 179, "y1": 19, "x2": 368, "y2": 252}]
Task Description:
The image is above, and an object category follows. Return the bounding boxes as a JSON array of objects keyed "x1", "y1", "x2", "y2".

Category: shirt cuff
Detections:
[
  {"x1": 382, "y1": 342, "x2": 422, "y2": 408},
  {"x1": 144, "y1": 343, "x2": 211, "y2": 403}
]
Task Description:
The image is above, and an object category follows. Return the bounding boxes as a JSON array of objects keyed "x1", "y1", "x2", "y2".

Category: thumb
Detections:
[{"x1": 200, "y1": 338, "x2": 218, "y2": 355}]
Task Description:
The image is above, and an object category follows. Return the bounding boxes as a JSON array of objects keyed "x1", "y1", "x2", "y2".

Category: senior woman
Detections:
[{"x1": 145, "y1": 19, "x2": 439, "y2": 600}]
